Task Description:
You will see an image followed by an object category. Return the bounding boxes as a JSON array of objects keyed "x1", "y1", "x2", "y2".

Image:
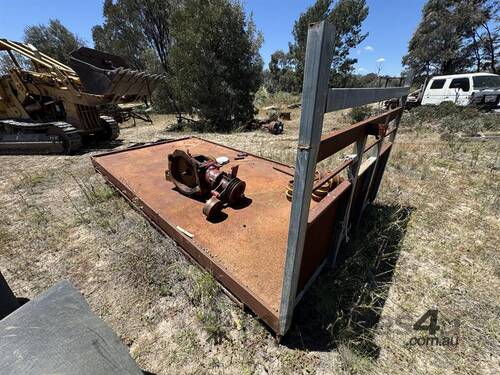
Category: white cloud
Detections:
[
  {"x1": 357, "y1": 67, "x2": 367, "y2": 73},
  {"x1": 376, "y1": 57, "x2": 386, "y2": 63},
  {"x1": 364, "y1": 46, "x2": 374, "y2": 52}
]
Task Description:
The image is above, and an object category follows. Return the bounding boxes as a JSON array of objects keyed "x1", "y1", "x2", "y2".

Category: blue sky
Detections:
[{"x1": 0, "y1": 0, "x2": 426, "y2": 75}]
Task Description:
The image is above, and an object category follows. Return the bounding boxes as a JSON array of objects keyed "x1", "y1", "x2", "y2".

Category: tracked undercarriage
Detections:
[
  {"x1": 0, "y1": 116, "x2": 119, "y2": 154},
  {"x1": 0, "y1": 39, "x2": 161, "y2": 154},
  {"x1": 0, "y1": 120, "x2": 81, "y2": 154}
]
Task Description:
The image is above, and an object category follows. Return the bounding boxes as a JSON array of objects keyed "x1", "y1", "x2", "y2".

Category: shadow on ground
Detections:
[
  {"x1": 283, "y1": 204, "x2": 414, "y2": 357},
  {"x1": 77, "y1": 139, "x2": 124, "y2": 154}
]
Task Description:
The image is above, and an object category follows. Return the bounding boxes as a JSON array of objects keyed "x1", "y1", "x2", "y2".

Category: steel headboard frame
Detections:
[{"x1": 278, "y1": 21, "x2": 413, "y2": 336}]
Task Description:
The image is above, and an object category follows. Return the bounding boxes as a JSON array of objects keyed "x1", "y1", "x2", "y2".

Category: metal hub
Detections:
[{"x1": 167, "y1": 149, "x2": 247, "y2": 219}]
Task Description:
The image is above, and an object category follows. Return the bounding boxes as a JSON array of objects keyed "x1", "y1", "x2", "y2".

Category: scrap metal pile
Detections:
[
  {"x1": 166, "y1": 149, "x2": 247, "y2": 220},
  {"x1": 248, "y1": 118, "x2": 284, "y2": 135},
  {"x1": 246, "y1": 107, "x2": 290, "y2": 135}
]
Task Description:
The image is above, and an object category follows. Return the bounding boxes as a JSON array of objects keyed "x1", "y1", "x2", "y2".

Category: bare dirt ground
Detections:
[{"x1": 1, "y1": 108, "x2": 499, "y2": 374}]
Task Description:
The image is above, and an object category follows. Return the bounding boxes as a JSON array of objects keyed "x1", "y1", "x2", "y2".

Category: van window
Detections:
[
  {"x1": 449, "y1": 78, "x2": 470, "y2": 92},
  {"x1": 430, "y1": 79, "x2": 446, "y2": 89},
  {"x1": 472, "y1": 75, "x2": 500, "y2": 89}
]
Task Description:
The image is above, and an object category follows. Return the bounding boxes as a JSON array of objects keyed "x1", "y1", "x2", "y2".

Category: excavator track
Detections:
[
  {"x1": 98, "y1": 115, "x2": 120, "y2": 141},
  {"x1": 0, "y1": 119, "x2": 82, "y2": 155}
]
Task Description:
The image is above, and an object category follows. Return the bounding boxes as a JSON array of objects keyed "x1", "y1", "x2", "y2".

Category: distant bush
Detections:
[
  {"x1": 254, "y1": 88, "x2": 301, "y2": 108},
  {"x1": 347, "y1": 105, "x2": 391, "y2": 124},
  {"x1": 348, "y1": 105, "x2": 374, "y2": 123},
  {"x1": 440, "y1": 114, "x2": 498, "y2": 135},
  {"x1": 401, "y1": 102, "x2": 499, "y2": 135}
]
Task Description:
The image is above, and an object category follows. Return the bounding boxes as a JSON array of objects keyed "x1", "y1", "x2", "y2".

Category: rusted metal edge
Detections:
[
  {"x1": 379, "y1": 142, "x2": 392, "y2": 155},
  {"x1": 317, "y1": 107, "x2": 402, "y2": 162},
  {"x1": 312, "y1": 137, "x2": 394, "y2": 194},
  {"x1": 308, "y1": 180, "x2": 351, "y2": 224},
  {"x1": 91, "y1": 137, "x2": 192, "y2": 158},
  {"x1": 371, "y1": 136, "x2": 396, "y2": 154},
  {"x1": 364, "y1": 138, "x2": 381, "y2": 154},
  {"x1": 312, "y1": 160, "x2": 353, "y2": 192},
  {"x1": 92, "y1": 136, "x2": 295, "y2": 170},
  {"x1": 273, "y1": 166, "x2": 295, "y2": 177},
  {"x1": 91, "y1": 158, "x2": 280, "y2": 333},
  {"x1": 198, "y1": 137, "x2": 295, "y2": 169},
  {"x1": 385, "y1": 127, "x2": 397, "y2": 139}
]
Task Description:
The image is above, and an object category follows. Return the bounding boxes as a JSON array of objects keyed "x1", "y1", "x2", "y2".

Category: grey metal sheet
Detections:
[
  {"x1": 326, "y1": 87, "x2": 410, "y2": 112},
  {"x1": 0, "y1": 280, "x2": 142, "y2": 375}
]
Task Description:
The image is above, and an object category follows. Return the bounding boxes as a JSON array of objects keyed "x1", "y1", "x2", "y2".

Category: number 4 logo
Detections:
[{"x1": 413, "y1": 309, "x2": 440, "y2": 335}]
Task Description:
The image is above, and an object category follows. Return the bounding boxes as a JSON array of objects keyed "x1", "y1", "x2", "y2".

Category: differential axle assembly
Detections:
[{"x1": 166, "y1": 149, "x2": 246, "y2": 220}]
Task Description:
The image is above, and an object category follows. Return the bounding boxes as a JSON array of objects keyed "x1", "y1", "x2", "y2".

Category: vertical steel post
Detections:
[
  {"x1": 355, "y1": 114, "x2": 392, "y2": 229},
  {"x1": 328, "y1": 134, "x2": 368, "y2": 269},
  {"x1": 389, "y1": 72, "x2": 414, "y2": 142},
  {"x1": 370, "y1": 72, "x2": 414, "y2": 201},
  {"x1": 278, "y1": 21, "x2": 336, "y2": 336}
]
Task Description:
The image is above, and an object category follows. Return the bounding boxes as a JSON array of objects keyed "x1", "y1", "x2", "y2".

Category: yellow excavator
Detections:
[{"x1": 0, "y1": 39, "x2": 162, "y2": 154}]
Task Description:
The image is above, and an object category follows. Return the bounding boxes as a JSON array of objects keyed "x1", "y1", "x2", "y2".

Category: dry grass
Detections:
[{"x1": 0, "y1": 106, "x2": 498, "y2": 374}]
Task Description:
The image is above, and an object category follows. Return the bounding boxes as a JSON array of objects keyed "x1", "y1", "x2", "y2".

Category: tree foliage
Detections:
[
  {"x1": 289, "y1": 0, "x2": 331, "y2": 84},
  {"x1": 92, "y1": 0, "x2": 183, "y2": 71},
  {"x1": 328, "y1": 0, "x2": 369, "y2": 85},
  {"x1": 266, "y1": 50, "x2": 300, "y2": 93},
  {"x1": 168, "y1": 0, "x2": 263, "y2": 131},
  {"x1": 23, "y1": 19, "x2": 85, "y2": 65},
  {"x1": 403, "y1": 0, "x2": 499, "y2": 75},
  {"x1": 92, "y1": 0, "x2": 184, "y2": 113},
  {"x1": 131, "y1": 0, "x2": 182, "y2": 72},
  {"x1": 288, "y1": 0, "x2": 368, "y2": 88},
  {"x1": 92, "y1": 0, "x2": 148, "y2": 70}
]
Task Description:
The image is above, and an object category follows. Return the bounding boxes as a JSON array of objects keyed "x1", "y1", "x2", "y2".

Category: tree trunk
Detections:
[
  {"x1": 472, "y1": 33, "x2": 482, "y2": 72},
  {"x1": 441, "y1": 60, "x2": 455, "y2": 75},
  {"x1": 482, "y1": 23, "x2": 497, "y2": 74}
]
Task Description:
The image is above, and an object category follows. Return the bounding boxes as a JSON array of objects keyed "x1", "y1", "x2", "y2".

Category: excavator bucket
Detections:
[{"x1": 69, "y1": 47, "x2": 164, "y2": 102}]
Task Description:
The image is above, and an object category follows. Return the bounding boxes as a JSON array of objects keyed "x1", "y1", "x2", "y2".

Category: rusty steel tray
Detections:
[
  {"x1": 91, "y1": 128, "x2": 398, "y2": 334},
  {"x1": 92, "y1": 137, "x2": 307, "y2": 331},
  {"x1": 91, "y1": 22, "x2": 411, "y2": 337}
]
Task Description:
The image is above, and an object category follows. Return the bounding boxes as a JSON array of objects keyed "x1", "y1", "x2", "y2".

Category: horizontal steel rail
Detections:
[
  {"x1": 317, "y1": 107, "x2": 402, "y2": 162},
  {"x1": 312, "y1": 159, "x2": 353, "y2": 192},
  {"x1": 325, "y1": 86, "x2": 410, "y2": 112},
  {"x1": 308, "y1": 180, "x2": 351, "y2": 224}
]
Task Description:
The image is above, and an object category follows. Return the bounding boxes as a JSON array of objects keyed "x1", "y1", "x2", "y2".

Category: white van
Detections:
[{"x1": 421, "y1": 72, "x2": 500, "y2": 107}]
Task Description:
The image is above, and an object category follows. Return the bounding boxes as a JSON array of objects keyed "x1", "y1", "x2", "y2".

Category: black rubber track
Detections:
[
  {"x1": 0, "y1": 119, "x2": 82, "y2": 154},
  {"x1": 98, "y1": 115, "x2": 120, "y2": 141}
]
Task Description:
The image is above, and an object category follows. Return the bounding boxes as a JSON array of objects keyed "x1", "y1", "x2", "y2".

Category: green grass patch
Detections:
[{"x1": 401, "y1": 102, "x2": 500, "y2": 135}]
